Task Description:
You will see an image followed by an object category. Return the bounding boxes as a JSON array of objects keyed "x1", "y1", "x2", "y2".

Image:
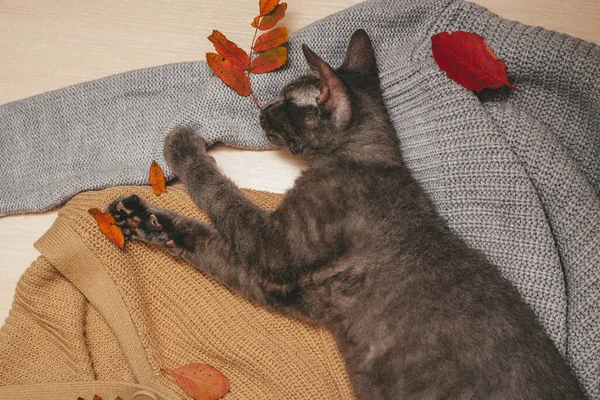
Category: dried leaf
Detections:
[
  {"x1": 162, "y1": 363, "x2": 230, "y2": 400},
  {"x1": 259, "y1": 0, "x2": 279, "y2": 16},
  {"x1": 149, "y1": 160, "x2": 167, "y2": 196},
  {"x1": 431, "y1": 31, "x2": 517, "y2": 92},
  {"x1": 253, "y1": 27, "x2": 288, "y2": 52},
  {"x1": 208, "y1": 30, "x2": 250, "y2": 71},
  {"x1": 258, "y1": 3, "x2": 287, "y2": 31},
  {"x1": 207, "y1": 53, "x2": 252, "y2": 96},
  {"x1": 89, "y1": 208, "x2": 125, "y2": 249},
  {"x1": 93, "y1": 397, "x2": 102, "y2": 400},
  {"x1": 251, "y1": 15, "x2": 261, "y2": 28},
  {"x1": 251, "y1": 46, "x2": 287, "y2": 74}
]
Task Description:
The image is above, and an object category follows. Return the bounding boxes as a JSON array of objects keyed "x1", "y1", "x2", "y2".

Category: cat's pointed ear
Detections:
[
  {"x1": 302, "y1": 44, "x2": 351, "y2": 129},
  {"x1": 339, "y1": 29, "x2": 378, "y2": 77}
]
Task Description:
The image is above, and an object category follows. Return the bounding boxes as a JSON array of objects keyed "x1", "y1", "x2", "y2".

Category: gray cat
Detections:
[{"x1": 109, "y1": 30, "x2": 585, "y2": 399}]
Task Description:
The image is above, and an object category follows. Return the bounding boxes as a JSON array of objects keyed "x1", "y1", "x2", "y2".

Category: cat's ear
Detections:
[
  {"x1": 302, "y1": 44, "x2": 351, "y2": 129},
  {"x1": 339, "y1": 29, "x2": 378, "y2": 77}
]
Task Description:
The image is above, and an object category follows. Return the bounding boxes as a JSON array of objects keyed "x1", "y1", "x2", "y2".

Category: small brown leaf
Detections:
[
  {"x1": 149, "y1": 160, "x2": 167, "y2": 196},
  {"x1": 162, "y1": 363, "x2": 230, "y2": 400},
  {"x1": 254, "y1": 27, "x2": 288, "y2": 52},
  {"x1": 251, "y1": 47, "x2": 287, "y2": 74},
  {"x1": 208, "y1": 30, "x2": 250, "y2": 71},
  {"x1": 259, "y1": 0, "x2": 279, "y2": 16},
  {"x1": 207, "y1": 53, "x2": 252, "y2": 96},
  {"x1": 89, "y1": 208, "x2": 125, "y2": 249},
  {"x1": 93, "y1": 397, "x2": 102, "y2": 400},
  {"x1": 258, "y1": 3, "x2": 286, "y2": 30},
  {"x1": 251, "y1": 15, "x2": 261, "y2": 28}
]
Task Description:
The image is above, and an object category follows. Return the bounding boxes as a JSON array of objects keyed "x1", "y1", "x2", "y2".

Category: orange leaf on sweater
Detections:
[
  {"x1": 431, "y1": 31, "x2": 517, "y2": 92},
  {"x1": 251, "y1": 46, "x2": 287, "y2": 74},
  {"x1": 149, "y1": 160, "x2": 168, "y2": 196},
  {"x1": 207, "y1": 53, "x2": 252, "y2": 96},
  {"x1": 257, "y1": 3, "x2": 287, "y2": 30},
  {"x1": 88, "y1": 208, "x2": 125, "y2": 249},
  {"x1": 254, "y1": 27, "x2": 288, "y2": 52},
  {"x1": 162, "y1": 363, "x2": 230, "y2": 400},
  {"x1": 208, "y1": 30, "x2": 250, "y2": 71}
]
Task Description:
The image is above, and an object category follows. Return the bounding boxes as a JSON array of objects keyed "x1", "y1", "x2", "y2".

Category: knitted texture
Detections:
[
  {"x1": 0, "y1": 0, "x2": 598, "y2": 397},
  {"x1": 0, "y1": 186, "x2": 354, "y2": 399}
]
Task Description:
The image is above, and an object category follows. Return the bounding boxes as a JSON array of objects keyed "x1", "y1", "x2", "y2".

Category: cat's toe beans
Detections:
[
  {"x1": 165, "y1": 239, "x2": 175, "y2": 248},
  {"x1": 148, "y1": 214, "x2": 162, "y2": 230}
]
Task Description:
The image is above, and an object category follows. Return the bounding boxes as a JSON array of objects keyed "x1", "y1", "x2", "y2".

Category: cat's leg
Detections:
[
  {"x1": 163, "y1": 127, "x2": 336, "y2": 279},
  {"x1": 107, "y1": 195, "x2": 272, "y2": 307}
]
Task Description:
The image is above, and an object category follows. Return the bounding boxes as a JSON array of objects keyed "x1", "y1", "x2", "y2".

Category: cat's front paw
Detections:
[
  {"x1": 163, "y1": 127, "x2": 216, "y2": 177},
  {"x1": 107, "y1": 195, "x2": 178, "y2": 250}
]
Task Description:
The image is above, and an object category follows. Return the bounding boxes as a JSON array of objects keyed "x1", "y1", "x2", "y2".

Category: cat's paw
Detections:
[
  {"x1": 163, "y1": 127, "x2": 216, "y2": 177},
  {"x1": 107, "y1": 195, "x2": 178, "y2": 250}
]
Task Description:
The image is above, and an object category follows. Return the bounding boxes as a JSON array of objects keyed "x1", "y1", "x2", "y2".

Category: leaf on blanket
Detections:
[
  {"x1": 431, "y1": 31, "x2": 518, "y2": 92},
  {"x1": 208, "y1": 0, "x2": 288, "y2": 107},
  {"x1": 88, "y1": 208, "x2": 125, "y2": 249},
  {"x1": 208, "y1": 30, "x2": 250, "y2": 71},
  {"x1": 253, "y1": 27, "x2": 288, "y2": 52},
  {"x1": 253, "y1": 3, "x2": 287, "y2": 30},
  {"x1": 162, "y1": 363, "x2": 230, "y2": 400},
  {"x1": 251, "y1": 47, "x2": 288, "y2": 74},
  {"x1": 77, "y1": 396, "x2": 123, "y2": 400},
  {"x1": 149, "y1": 160, "x2": 168, "y2": 196},
  {"x1": 207, "y1": 53, "x2": 252, "y2": 96}
]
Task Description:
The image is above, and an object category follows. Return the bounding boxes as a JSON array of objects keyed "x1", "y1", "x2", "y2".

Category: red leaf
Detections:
[
  {"x1": 254, "y1": 27, "x2": 288, "y2": 52},
  {"x1": 162, "y1": 363, "x2": 230, "y2": 400},
  {"x1": 259, "y1": 0, "x2": 279, "y2": 16},
  {"x1": 251, "y1": 47, "x2": 287, "y2": 74},
  {"x1": 208, "y1": 30, "x2": 250, "y2": 71},
  {"x1": 89, "y1": 208, "x2": 125, "y2": 249},
  {"x1": 149, "y1": 160, "x2": 167, "y2": 196},
  {"x1": 207, "y1": 53, "x2": 252, "y2": 96},
  {"x1": 431, "y1": 31, "x2": 517, "y2": 92},
  {"x1": 258, "y1": 3, "x2": 287, "y2": 31}
]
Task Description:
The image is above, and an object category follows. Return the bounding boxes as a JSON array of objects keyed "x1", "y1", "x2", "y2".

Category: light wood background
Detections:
[{"x1": 0, "y1": 0, "x2": 598, "y2": 325}]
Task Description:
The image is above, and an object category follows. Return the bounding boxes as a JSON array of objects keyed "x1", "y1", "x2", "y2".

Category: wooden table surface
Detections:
[{"x1": 0, "y1": 0, "x2": 598, "y2": 325}]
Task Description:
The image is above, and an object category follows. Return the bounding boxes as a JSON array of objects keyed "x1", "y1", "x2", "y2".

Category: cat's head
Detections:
[{"x1": 260, "y1": 29, "x2": 394, "y2": 158}]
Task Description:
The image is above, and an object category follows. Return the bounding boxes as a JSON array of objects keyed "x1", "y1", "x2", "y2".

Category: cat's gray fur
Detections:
[{"x1": 109, "y1": 30, "x2": 584, "y2": 399}]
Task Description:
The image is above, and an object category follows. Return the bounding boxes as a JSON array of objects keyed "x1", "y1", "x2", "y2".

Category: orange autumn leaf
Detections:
[
  {"x1": 251, "y1": 46, "x2": 287, "y2": 74},
  {"x1": 93, "y1": 397, "x2": 102, "y2": 400},
  {"x1": 88, "y1": 208, "x2": 125, "y2": 249},
  {"x1": 208, "y1": 30, "x2": 250, "y2": 71},
  {"x1": 207, "y1": 53, "x2": 252, "y2": 96},
  {"x1": 259, "y1": 0, "x2": 279, "y2": 16},
  {"x1": 253, "y1": 27, "x2": 288, "y2": 52},
  {"x1": 257, "y1": 3, "x2": 287, "y2": 30},
  {"x1": 149, "y1": 160, "x2": 168, "y2": 196},
  {"x1": 162, "y1": 363, "x2": 230, "y2": 400}
]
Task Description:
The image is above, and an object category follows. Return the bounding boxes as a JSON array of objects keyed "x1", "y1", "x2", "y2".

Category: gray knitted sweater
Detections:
[{"x1": 1, "y1": 0, "x2": 598, "y2": 397}]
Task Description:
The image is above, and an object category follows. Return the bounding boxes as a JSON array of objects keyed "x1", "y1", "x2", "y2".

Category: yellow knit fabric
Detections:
[{"x1": 0, "y1": 187, "x2": 355, "y2": 400}]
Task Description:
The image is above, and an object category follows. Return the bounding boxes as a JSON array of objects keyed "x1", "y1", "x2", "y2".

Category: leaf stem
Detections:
[
  {"x1": 250, "y1": 91, "x2": 262, "y2": 109},
  {"x1": 247, "y1": 25, "x2": 262, "y2": 109}
]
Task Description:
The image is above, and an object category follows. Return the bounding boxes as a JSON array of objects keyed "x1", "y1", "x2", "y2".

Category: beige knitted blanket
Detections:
[{"x1": 0, "y1": 187, "x2": 354, "y2": 400}]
